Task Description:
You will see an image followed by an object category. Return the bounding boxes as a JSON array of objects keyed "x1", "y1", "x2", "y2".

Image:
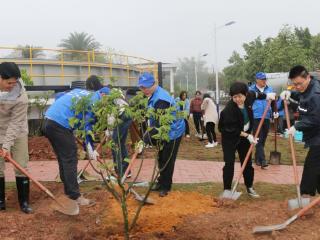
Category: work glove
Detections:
[
  {"x1": 273, "y1": 112, "x2": 279, "y2": 119},
  {"x1": 247, "y1": 134, "x2": 259, "y2": 145},
  {"x1": 0, "y1": 148, "x2": 10, "y2": 161},
  {"x1": 105, "y1": 129, "x2": 113, "y2": 138},
  {"x1": 287, "y1": 126, "x2": 296, "y2": 136},
  {"x1": 108, "y1": 115, "x2": 116, "y2": 127},
  {"x1": 135, "y1": 140, "x2": 144, "y2": 154},
  {"x1": 266, "y1": 92, "x2": 276, "y2": 101},
  {"x1": 86, "y1": 144, "x2": 99, "y2": 161},
  {"x1": 280, "y1": 90, "x2": 291, "y2": 100}
]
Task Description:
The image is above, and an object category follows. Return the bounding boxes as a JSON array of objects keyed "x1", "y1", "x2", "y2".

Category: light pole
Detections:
[
  {"x1": 214, "y1": 21, "x2": 236, "y2": 114},
  {"x1": 195, "y1": 53, "x2": 208, "y2": 91}
]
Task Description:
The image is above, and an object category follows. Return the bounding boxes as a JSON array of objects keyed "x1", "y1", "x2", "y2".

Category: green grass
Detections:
[
  {"x1": 177, "y1": 125, "x2": 307, "y2": 165},
  {"x1": 172, "y1": 182, "x2": 298, "y2": 201}
]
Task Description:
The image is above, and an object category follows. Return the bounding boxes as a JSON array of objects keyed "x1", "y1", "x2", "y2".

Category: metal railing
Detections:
[{"x1": 0, "y1": 46, "x2": 159, "y2": 85}]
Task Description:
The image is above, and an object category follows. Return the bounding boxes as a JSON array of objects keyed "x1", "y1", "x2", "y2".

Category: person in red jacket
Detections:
[{"x1": 190, "y1": 91, "x2": 204, "y2": 138}]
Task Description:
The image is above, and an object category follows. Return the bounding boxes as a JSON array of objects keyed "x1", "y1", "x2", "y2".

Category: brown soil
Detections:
[
  {"x1": 28, "y1": 136, "x2": 155, "y2": 161},
  {"x1": 28, "y1": 136, "x2": 56, "y2": 161},
  {"x1": 2, "y1": 183, "x2": 320, "y2": 240}
]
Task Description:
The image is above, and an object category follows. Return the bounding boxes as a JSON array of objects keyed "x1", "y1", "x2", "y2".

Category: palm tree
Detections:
[
  {"x1": 17, "y1": 45, "x2": 44, "y2": 59},
  {"x1": 58, "y1": 32, "x2": 102, "y2": 60}
]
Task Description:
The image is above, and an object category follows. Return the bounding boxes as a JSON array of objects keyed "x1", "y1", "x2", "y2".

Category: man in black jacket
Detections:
[{"x1": 281, "y1": 65, "x2": 320, "y2": 197}]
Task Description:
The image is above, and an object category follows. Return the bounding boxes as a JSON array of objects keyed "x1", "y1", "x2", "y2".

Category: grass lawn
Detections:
[{"x1": 177, "y1": 121, "x2": 307, "y2": 165}]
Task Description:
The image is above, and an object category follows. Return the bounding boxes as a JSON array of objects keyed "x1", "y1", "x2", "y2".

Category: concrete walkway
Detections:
[{"x1": 4, "y1": 159, "x2": 302, "y2": 185}]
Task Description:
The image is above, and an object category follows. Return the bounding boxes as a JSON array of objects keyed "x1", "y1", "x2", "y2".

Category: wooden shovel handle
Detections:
[
  {"x1": 0, "y1": 150, "x2": 55, "y2": 199},
  {"x1": 284, "y1": 100, "x2": 300, "y2": 187},
  {"x1": 234, "y1": 100, "x2": 271, "y2": 184}
]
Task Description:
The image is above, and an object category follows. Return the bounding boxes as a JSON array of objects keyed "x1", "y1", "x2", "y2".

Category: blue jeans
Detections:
[
  {"x1": 252, "y1": 119, "x2": 270, "y2": 166},
  {"x1": 112, "y1": 115, "x2": 132, "y2": 177}
]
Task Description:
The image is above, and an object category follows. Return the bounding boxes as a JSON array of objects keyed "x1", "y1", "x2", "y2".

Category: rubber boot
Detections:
[
  {"x1": 0, "y1": 177, "x2": 5, "y2": 210},
  {"x1": 16, "y1": 177, "x2": 33, "y2": 214}
]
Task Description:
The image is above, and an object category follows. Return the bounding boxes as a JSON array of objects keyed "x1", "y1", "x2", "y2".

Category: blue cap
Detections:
[
  {"x1": 98, "y1": 87, "x2": 110, "y2": 95},
  {"x1": 138, "y1": 72, "x2": 155, "y2": 88},
  {"x1": 255, "y1": 72, "x2": 267, "y2": 80}
]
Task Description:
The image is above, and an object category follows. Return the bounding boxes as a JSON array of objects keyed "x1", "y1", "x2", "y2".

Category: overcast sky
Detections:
[{"x1": 1, "y1": 0, "x2": 319, "y2": 69}]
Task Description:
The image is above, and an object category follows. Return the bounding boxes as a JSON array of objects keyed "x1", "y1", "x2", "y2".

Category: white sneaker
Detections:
[
  {"x1": 205, "y1": 143, "x2": 215, "y2": 148},
  {"x1": 247, "y1": 188, "x2": 260, "y2": 198},
  {"x1": 202, "y1": 134, "x2": 208, "y2": 140},
  {"x1": 195, "y1": 133, "x2": 201, "y2": 138},
  {"x1": 76, "y1": 195, "x2": 95, "y2": 206},
  {"x1": 186, "y1": 134, "x2": 190, "y2": 138}
]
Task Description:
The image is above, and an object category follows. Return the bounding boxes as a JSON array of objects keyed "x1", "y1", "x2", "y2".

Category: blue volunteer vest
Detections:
[
  {"x1": 249, "y1": 84, "x2": 274, "y2": 119},
  {"x1": 148, "y1": 86, "x2": 185, "y2": 140}
]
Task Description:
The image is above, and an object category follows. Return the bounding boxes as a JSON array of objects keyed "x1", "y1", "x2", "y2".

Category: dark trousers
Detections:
[
  {"x1": 158, "y1": 136, "x2": 182, "y2": 190},
  {"x1": 43, "y1": 119, "x2": 80, "y2": 200},
  {"x1": 184, "y1": 119, "x2": 190, "y2": 135},
  {"x1": 222, "y1": 136, "x2": 254, "y2": 190},
  {"x1": 112, "y1": 116, "x2": 132, "y2": 177},
  {"x1": 205, "y1": 122, "x2": 217, "y2": 143},
  {"x1": 193, "y1": 112, "x2": 202, "y2": 134},
  {"x1": 252, "y1": 119, "x2": 270, "y2": 165},
  {"x1": 300, "y1": 146, "x2": 320, "y2": 196}
]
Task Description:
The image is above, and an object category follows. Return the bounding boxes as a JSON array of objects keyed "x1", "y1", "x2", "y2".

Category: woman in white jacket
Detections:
[{"x1": 201, "y1": 94, "x2": 219, "y2": 148}]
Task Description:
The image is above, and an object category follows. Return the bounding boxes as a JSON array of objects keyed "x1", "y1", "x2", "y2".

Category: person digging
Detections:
[
  {"x1": 43, "y1": 84, "x2": 110, "y2": 207},
  {"x1": 219, "y1": 81, "x2": 276, "y2": 198},
  {"x1": 138, "y1": 72, "x2": 185, "y2": 197},
  {"x1": 281, "y1": 65, "x2": 320, "y2": 201},
  {"x1": 0, "y1": 62, "x2": 32, "y2": 213}
]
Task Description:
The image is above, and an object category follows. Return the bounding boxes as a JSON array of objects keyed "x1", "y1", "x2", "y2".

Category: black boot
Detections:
[
  {"x1": 0, "y1": 177, "x2": 5, "y2": 210},
  {"x1": 16, "y1": 177, "x2": 33, "y2": 214}
]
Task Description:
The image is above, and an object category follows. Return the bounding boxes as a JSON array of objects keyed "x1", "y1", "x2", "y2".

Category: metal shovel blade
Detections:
[
  {"x1": 50, "y1": 195, "x2": 80, "y2": 216},
  {"x1": 130, "y1": 189, "x2": 155, "y2": 205},
  {"x1": 269, "y1": 151, "x2": 281, "y2": 165},
  {"x1": 253, "y1": 215, "x2": 297, "y2": 233},
  {"x1": 219, "y1": 189, "x2": 242, "y2": 200},
  {"x1": 288, "y1": 197, "x2": 310, "y2": 210}
]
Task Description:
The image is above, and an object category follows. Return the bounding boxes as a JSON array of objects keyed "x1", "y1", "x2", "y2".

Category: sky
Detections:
[{"x1": 1, "y1": 0, "x2": 320, "y2": 70}]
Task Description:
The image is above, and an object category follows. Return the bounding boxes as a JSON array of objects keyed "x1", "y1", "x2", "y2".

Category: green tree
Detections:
[
  {"x1": 174, "y1": 57, "x2": 211, "y2": 95},
  {"x1": 58, "y1": 32, "x2": 101, "y2": 60},
  {"x1": 16, "y1": 45, "x2": 43, "y2": 59}
]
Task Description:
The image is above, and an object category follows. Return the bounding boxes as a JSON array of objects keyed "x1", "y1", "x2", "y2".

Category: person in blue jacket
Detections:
[
  {"x1": 139, "y1": 72, "x2": 185, "y2": 197},
  {"x1": 249, "y1": 72, "x2": 278, "y2": 169},
  {"x1": 43, "y1": 81, "x2": 109, "y2": 206}
]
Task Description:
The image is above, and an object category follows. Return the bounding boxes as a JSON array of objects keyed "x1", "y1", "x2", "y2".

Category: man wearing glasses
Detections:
[{"x1": 281, "y1": 65, "x2": 320, "y2": 198}]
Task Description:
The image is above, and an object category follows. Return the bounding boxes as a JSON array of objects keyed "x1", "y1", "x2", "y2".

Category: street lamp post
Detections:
[
  {"x1": 214, "y1": 21, "x2": 236, "y2": 115},
  {"x1": 195, "y1": 53, "x2": 208, "y2": 91}
]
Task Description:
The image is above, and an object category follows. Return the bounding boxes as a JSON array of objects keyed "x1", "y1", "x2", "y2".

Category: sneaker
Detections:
[
  {"x1": 205, "y1": 143, "x2": 215, "y2": 148},
  {"x1": 126, "y1": 171, "x2": 132, "y2": 178},
  {"x1": 202, "y1": 134, "x2": 208, "y2": 140},
  {"x1": 195, "y1": 133, "x2": 201, "y2": 138},
  {"x1": 159, "y1": 189, "x2": 169, "y2": 197},
  {"x1": 186, "y1": 134, "x2": 190, "y2": 138},
  {"x1": 76, "y1": 195, "x2": 95, "y2": 206},
  {"x1": 151, "y1": 182, "x2": 162, "y2": 191},
  {"x1": 261, "y1": 163, "x2": 269, "y2": 170},
  {"x1": 247, "y1": 188, "x2": 260, "y2": 198}
]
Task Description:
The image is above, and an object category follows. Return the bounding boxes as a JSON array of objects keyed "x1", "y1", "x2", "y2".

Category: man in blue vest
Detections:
[
  {"x1": 138, "y1": 72, "x2": 185, "y2": 197},
  {"x1": 43, "y1": 86, "x2": 109, "y2": 207},
  {"x1": 249, "y1": 72, "x2": 278, "y2": 169}
]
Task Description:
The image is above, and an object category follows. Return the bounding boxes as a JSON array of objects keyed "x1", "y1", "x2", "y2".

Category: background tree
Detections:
[
  {"x1": 222, "y1": 25, "x2": 316, "y2": 88},
  {"x1": 173, "y1": 57, "x2": 212, "y2": 96},
  {"x1": 58, "y1": 32, "x2": 102, "y2": 60},
  {"x1": 12, "y1": 45, "x2": 44, "y2": 59}
]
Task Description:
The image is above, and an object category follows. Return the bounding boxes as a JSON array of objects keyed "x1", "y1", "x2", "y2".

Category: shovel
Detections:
[
  {"x1": 77, "y1": 136, "x2": 108, "y2": 183},
  {"x1": 0, "y1": 150, "x2": 79, "y2": 216},
  {"x1": 220, "y1": 100, "x2": 271, "y2": 200},
  {"x1": 269, "y1": 99, "x2": 281, "y2": 164},
  {"x1": 253, "y1": 193, "x2": 320, "y2": 233},
  {"x1": 119, "y1": 150, "x2": 155, "y2": 205},
  {"x1": 284, "y1": 100, "x2": 310, "y2": 210}
]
